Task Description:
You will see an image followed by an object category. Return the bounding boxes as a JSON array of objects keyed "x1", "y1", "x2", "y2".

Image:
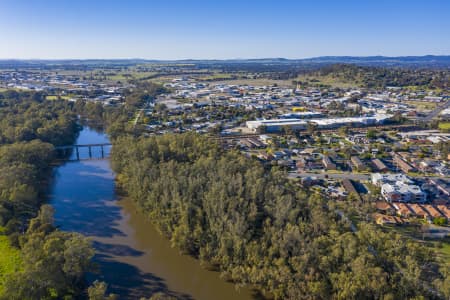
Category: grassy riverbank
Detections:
[{"x1": 0, "y1": 228, "x2": 22, "y2": 294}]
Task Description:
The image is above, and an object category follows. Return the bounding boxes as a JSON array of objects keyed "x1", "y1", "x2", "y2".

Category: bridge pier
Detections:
[
  {"x1": 76, "y1": 146, "x2": 80, "y2": 161},
  {"x1": 55, "y1": 143, "x2": 111, "y2": 161}
]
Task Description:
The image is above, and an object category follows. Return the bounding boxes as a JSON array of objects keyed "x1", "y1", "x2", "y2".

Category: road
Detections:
[
  {"x1": 288, "y1": 171, "x2": 448, "y2": 182},
  {"x1": 423, "y1": 224, "x2": 450, "y2": 239},
  {"x1": 288, "y1": 171, "x2": 370, "y2": 181},
  {"x1": 132, "y1": 107, "x2": 152, "y2": 127},
  {"x1": 132, "y1": 109, "x2": 143, "y2": 126},
  {"x1": 421, "y1": 99, "x2": 450, "y2": 122}
]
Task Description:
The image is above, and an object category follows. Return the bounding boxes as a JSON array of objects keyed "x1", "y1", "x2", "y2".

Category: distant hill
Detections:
[
  {"x1": 297, "y1": 55, "x2": 450, "y2": 67},
  {"x1": 180, "y1": 56, "x2": 450, "y2": 67},
  {"x1": 0, "y1": 55, "x2": 449, "y2": 68}
]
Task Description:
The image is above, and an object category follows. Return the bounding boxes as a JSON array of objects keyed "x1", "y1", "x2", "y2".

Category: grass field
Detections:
[
  {"x1": 438, "y1": 122, "x2": 450, "y2": 132},
  {"x1": 212, "y1": 78, "x2": 293, "y2": 87},
  {"x1": 384, "y1": 224, "x2": 450, "y2": 269},
  {"x1": 429, "y1": 237, "x2": 450, "y2": 267},
  {"x1": 45, "y1": 95, "x2": 73, "y2": 101},
  {"x1": 407, "y1": 101, "x2": 438, "y2": 110},
  {"x1": 296, "y1": 74, "x2": 361, "y2": 88},
  {"x1": 108, "y1": 71, "x2": 157, "y2": 82},
  {"x1": 0, "y1": 228, "x2": 21, "y2": 294},
  {"x1": 197, "y1": 73, "x2": 236, "y2": 81}
]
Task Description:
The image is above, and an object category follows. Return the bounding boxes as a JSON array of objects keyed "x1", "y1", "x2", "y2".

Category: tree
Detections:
[
  {"x1": 88, "y1": 281, "x2": 118, "y2": 300},
  {"x1": 366, "y1": 129, "x2": 377, "y2": 139},
  {"x1": 306, "y1": 122, "x2": 318, "y2": 135},
  {"x1": 338, "y1": 125, "x2": 349, "y2": 137},
  {"x1": 2, "y1": 202, "x2": 94, "y2": 299},
  {"x1": 256, "y1": 125, "x2": 267, "y2": 134},
  {"x1": 433, "y1": 217, "x2": 447, "y2": 226},
  {"x1": 110, "y1": 132, "x2": 445, "y2": 300}
]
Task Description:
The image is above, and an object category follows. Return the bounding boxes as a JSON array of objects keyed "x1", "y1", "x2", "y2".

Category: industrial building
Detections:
[{"x1": 246, "y1": 114, "x2": 392, "y2": 133}]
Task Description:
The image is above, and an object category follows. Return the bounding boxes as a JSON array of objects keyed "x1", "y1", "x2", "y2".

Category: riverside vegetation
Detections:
[
  {"x1": 0, "y1": 91, "x2": 101, "y2": 299},
  {"x1": 111, "y1": 133, "x2": 449, "y2": 300},
  {"x1": 1, "y1": 86, "x2": 449, "y2": 299},
  {"x1": 0, "y1": 85, "x2": 169, "y2": 299}
]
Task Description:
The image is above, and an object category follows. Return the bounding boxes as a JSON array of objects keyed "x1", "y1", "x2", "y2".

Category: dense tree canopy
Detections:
[
  {"x1": 1, "y1": 206, "x2": 94, "y2": 300},
  {"x1": 0, "y1": 92, "x2": 80, "y2": 234},
  {"x1": 0, "y1": 92, "x2": 78, "y2": 145},
  {"x1": 309, "y1": 64, "x2": 449, "y2": 89},
  {"x1": 0, "y1": 91, "x2": 95, "y2": 298},
  {"x1": 112, "y1": 133, "x2": 448, "y2": 299}
]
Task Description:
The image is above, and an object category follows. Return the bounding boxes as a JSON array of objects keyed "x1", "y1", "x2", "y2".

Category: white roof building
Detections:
[
  {"x1": 246, "y1": 114, "x2": 392, "y2": 132},
  {"x1": 373, "y1": 173, "x2": 426, "y2": 203},
  {"x1": 381, "y1": 183, "x2": 426, "y2": 203},
  {"x1": 371, "y1": 173, "x2": 413, "y2": 186}
]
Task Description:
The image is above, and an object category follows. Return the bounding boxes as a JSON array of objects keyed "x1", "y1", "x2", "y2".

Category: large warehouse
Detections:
[{"x1": 246, "y1": 114, "x2": 393, "y2": 132}]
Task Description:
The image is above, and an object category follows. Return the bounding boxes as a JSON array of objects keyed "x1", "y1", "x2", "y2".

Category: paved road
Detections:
[
  {"x1": 132, "y1": 109, "x2": 143, "y2": 126},
  {"x1": 421, "y1": 99, "x2": 450, "y2": 122},
  {"x1": 288, "y1": 171, "x2": 370, "y2": 181},
  {"x1": 423, "y1": 224, "x2": 450, "y2": 239},
  {"x1": 288, "y1": 171, "x2": 448, "y2": 182}
]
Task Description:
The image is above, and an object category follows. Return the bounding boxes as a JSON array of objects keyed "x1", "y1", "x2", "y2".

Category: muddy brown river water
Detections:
[{"x1": 49, "y1": 127, "x2": 255, "y2": 300}]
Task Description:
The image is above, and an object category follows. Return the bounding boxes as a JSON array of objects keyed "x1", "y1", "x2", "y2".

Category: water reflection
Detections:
[{"x1": 49, "y1": 127, "x2": 255, "y2": 300}]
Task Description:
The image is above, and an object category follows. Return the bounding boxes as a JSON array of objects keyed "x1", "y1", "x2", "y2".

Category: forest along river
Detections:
[{"x1": 48, "y1": 126, "x2": 255, "y2": 300}]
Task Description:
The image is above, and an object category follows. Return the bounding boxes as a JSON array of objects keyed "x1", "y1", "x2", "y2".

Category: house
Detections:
[
  {"x1": 342, "y1": 179, "x2": 361, "y2": 200},
  {"x1": 248, "y1": 138, "x2": 265, "y2": 148},
  {"x1": 392, "y1": 152, "x2": 416, "y2": 173},
  {"x1": 257, "y1": 152, "x2": 273, "y2": 161},
  {"x1": 296, "y1": 157, "x2": 308, "y2": 171},
  {"x1": 375, "y1": 201, "x2": 395, "y2": 214},
  {"x1": 240, "y1": 138, "x2": 264, "y2": 148},
  {"x1": 373, "y1": 213, "x2": 403, "y2": 225},
  {"x1": 301, "y1": 176, "x2": 322, "y2": 187},
  {"x1": 351, "y1": 156, "x2": 365, "y2": 171},
  {"x1": 322, "y1": 155, "x2": 337, "y2": 170},
  {"x1": 408, "y1": 204, "x2": 431, "y2": 219},
  {"x1": 418, "y1": 160, "x2": 440, "y2": 173},
  {"x1": 436, "y1": 205, "x2": 450, "y2": 221},
  {"x1": 422, "y1": 205, "x2": 444, "y2": 219},
  {"x1": 372, "y1": 158, "x2": 388, "y2": 172},
  {"x1": 392, "y1": 202, "x2": 413, "y2": 218},
  {"x1": 429, "y1": 179, "x2": 450, "y2": 197}
]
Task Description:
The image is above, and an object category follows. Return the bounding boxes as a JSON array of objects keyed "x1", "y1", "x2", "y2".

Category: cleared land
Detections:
[
  {"x1": 438, "y1": 122, "x2": 450, "y2": 131},
  {"x1": 406, "y1": 101, "x2": 438, "y2": 110},
  {"x1": 45, "y1": 95, "x2": 73, "y2": 100},
  {"x1": 0, "y1": 229, "x2": 22, "y2": 293},
  {"x1": 296, "y1": 74, "x2": 361, "y2": 88}
]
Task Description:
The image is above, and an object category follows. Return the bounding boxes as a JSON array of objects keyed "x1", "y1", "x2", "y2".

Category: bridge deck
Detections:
[{"x1": 55, "y1": 143, "x2": 112, "y2": 150}]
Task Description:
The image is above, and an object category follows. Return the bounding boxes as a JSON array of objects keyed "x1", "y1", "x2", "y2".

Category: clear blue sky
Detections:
[{"x1": 0, "y1": 0, "x2": 449, "y2": 59}]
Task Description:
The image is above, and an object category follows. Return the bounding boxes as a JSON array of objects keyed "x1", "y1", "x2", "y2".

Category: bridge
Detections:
[{"x1": 55, "y1": 143, "x2": 112, "y2": 160}]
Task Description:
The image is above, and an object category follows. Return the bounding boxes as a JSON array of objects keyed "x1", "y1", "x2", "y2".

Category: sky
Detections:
[{"x1": 0, "y1": 0, "x2": 449, "y2": 60}]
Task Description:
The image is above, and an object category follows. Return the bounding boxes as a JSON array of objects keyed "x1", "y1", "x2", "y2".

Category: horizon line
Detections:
[{"x1": 0, "y1": 54, "x2": 450, "y2": 61}]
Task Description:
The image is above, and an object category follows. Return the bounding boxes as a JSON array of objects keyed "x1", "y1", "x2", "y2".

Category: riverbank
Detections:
[{"x1": 49, "y1": 126, "x2": 255, "y2": 300}]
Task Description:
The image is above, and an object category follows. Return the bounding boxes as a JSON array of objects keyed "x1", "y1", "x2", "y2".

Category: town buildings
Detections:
[{"x1": 372, "y1": 173, "x2": 426, "y2": 203}]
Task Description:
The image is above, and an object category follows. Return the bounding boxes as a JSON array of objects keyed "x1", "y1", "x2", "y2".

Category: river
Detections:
[{"x1": 48, "y1": 126, "x2": 255, "y2": 300}]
